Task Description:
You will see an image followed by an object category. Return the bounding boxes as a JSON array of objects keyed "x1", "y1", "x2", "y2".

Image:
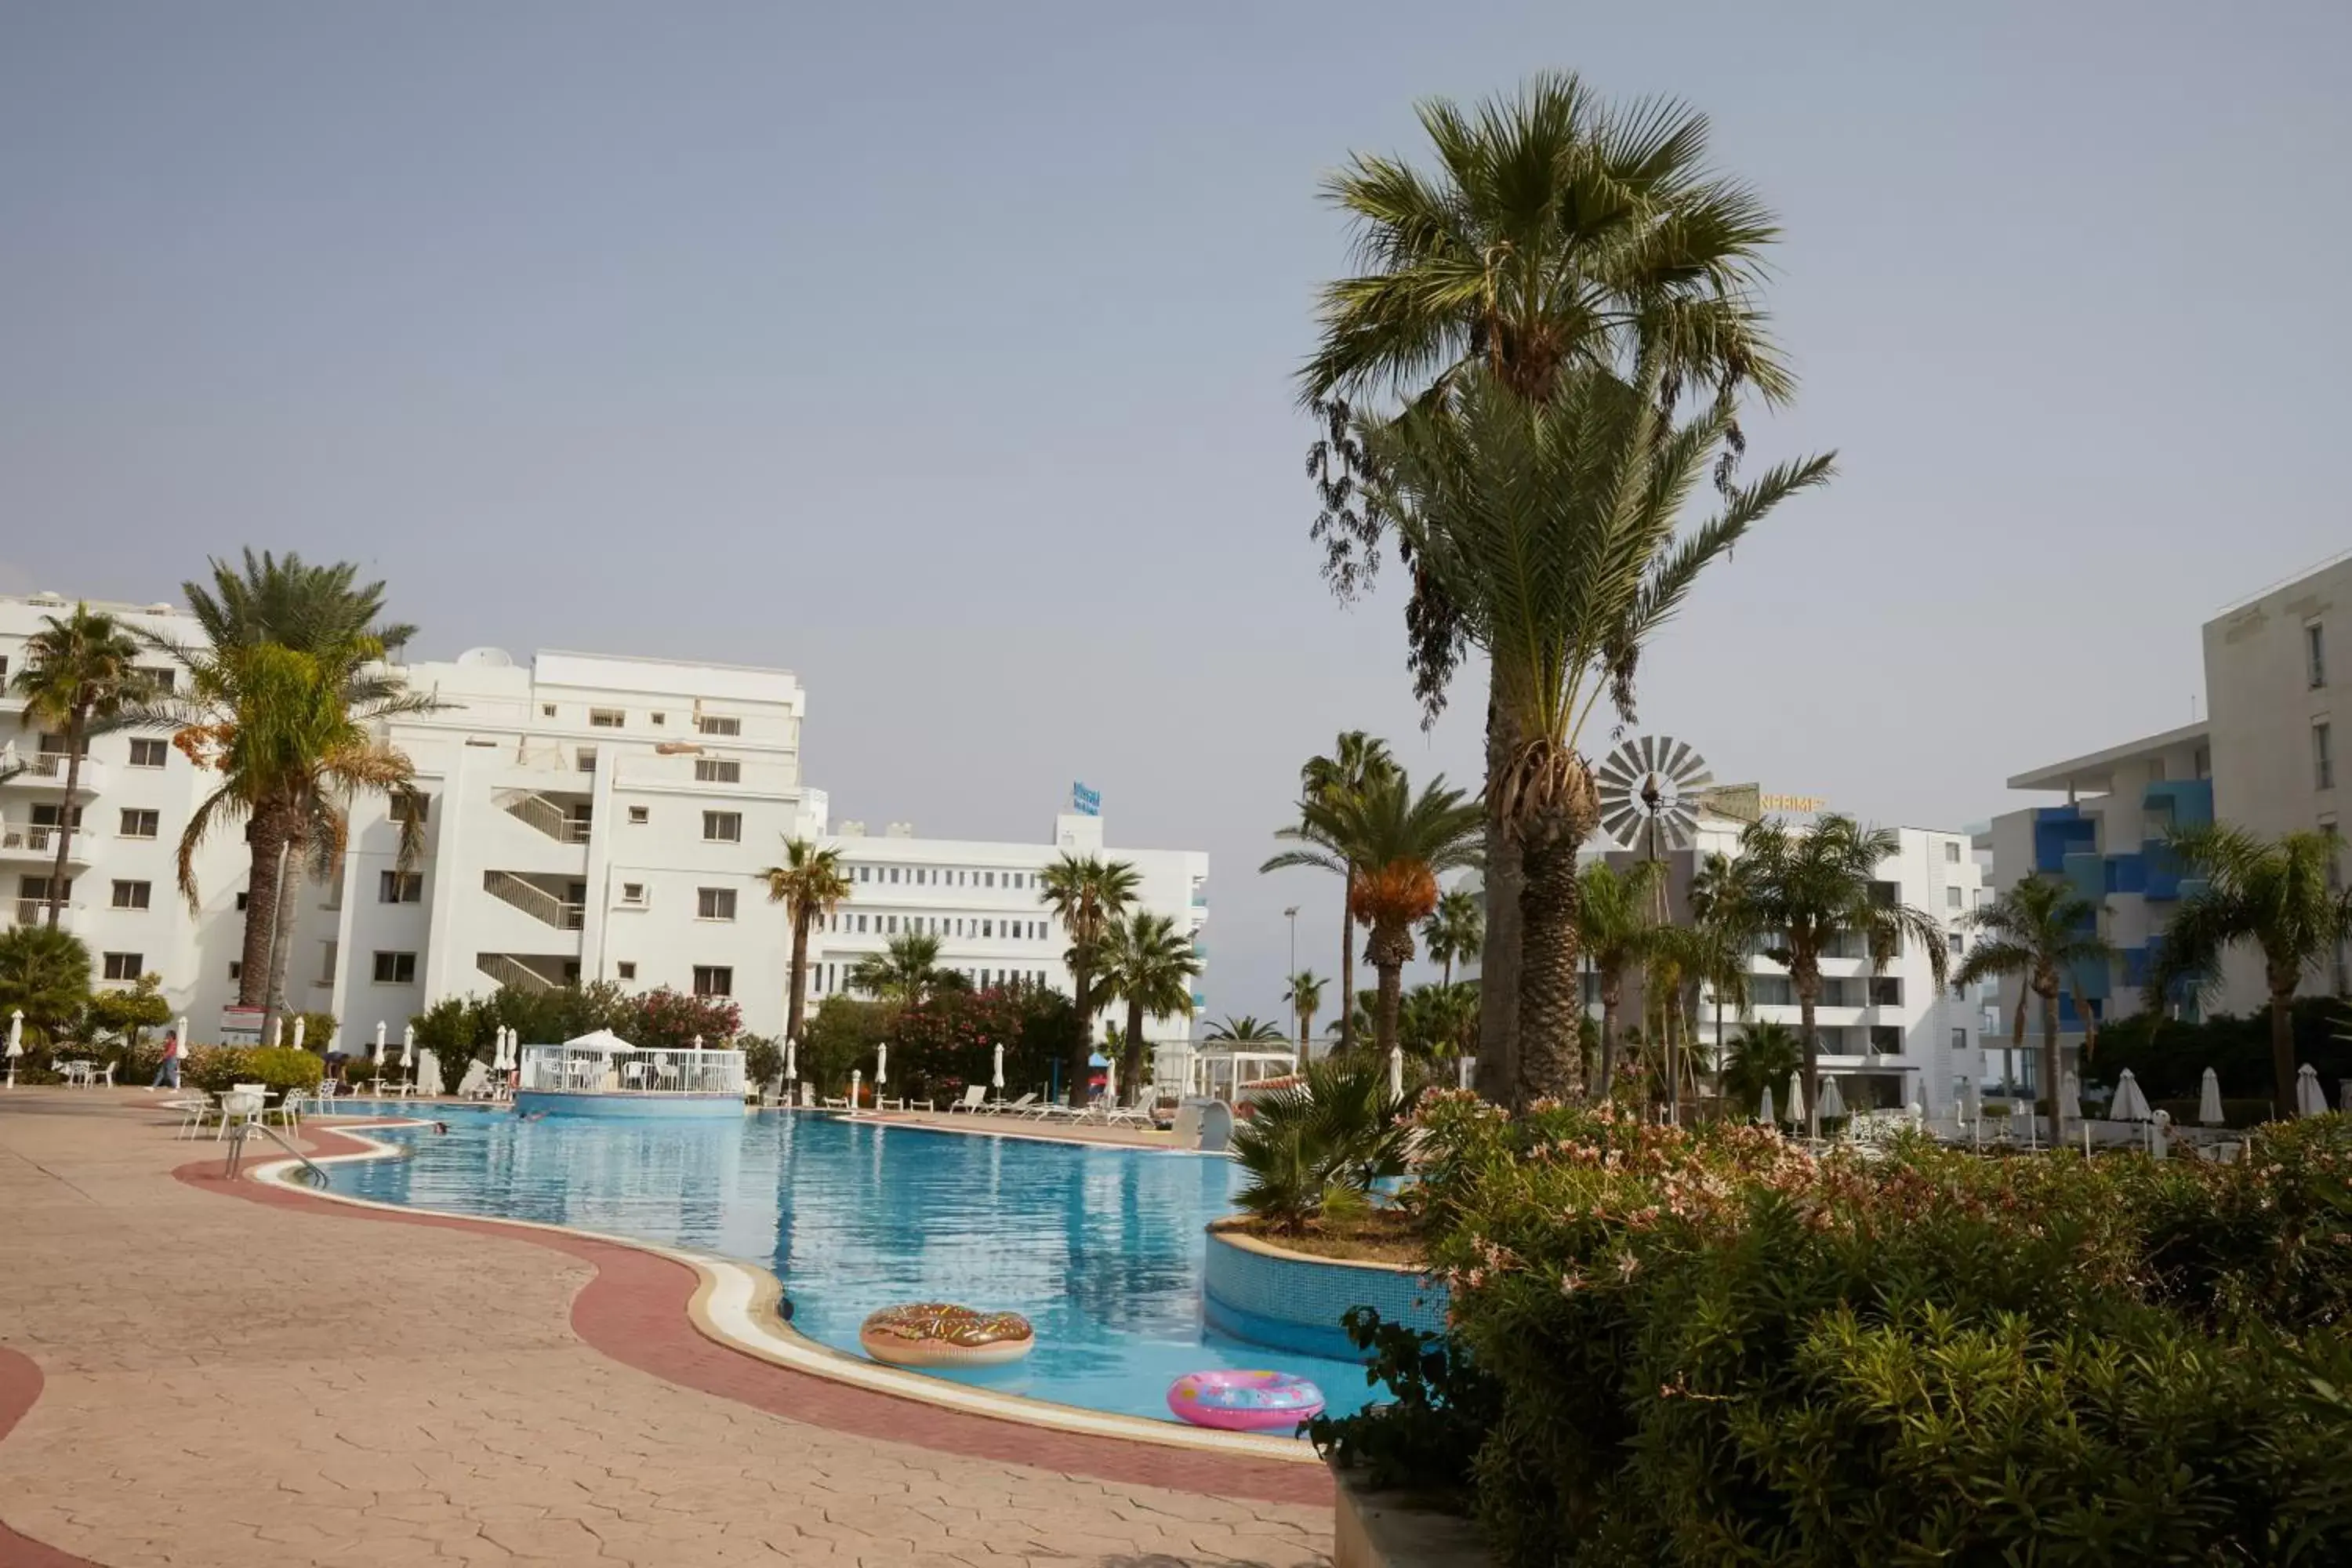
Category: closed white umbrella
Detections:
[
  {"x1": 875, "y1": 1043, "x2": 887, "y2": 1088},
  {"x1": 374, "y1": 1021, "x2": 387, "y2": 1064},
  {"x1": 1785, "y1": 1070, "x2": 1806, "y2": 1128},
  {"x1": 849, "y1": 1067, "x2": 862, "y2": 1109},
  {"x1": 270, "y1": 1014, "x2": 282, "y2": 1047},
  {"x1": 6, "y1": 1008, "x2": 20, "y2": 1089},
  {"x1": 292, "y1": 1015, "x2": 306, "y2": 1051},
  {"x1": 2111, "y1": 1068, "x2": 2152, "y2": 1122},
  {"x1": 400, "y1": 1025, "x2": 415, "y2": 1069},
  {"x1": 1816, "y1": 1075, "x2": 1846, "y2": 1123},
  {"x1": 2296, "y1": 1063, "x2": 2328, "y2": 1118},
  {"x1": 783, "y1": 1036, "x2": 797, "y2": 1085},
  {"x1": 1104, "y1": 1054, "x2": 1118, "y2": 1105},
  {"x1": 1388, "y1": 1044, "x2": 1403, "y2": 1102},
  {"x1": 1757, "y1": 1085, "x2": 1776, "y2": 1127},
  {"x1": 2198, "y1": 1067, "x2": 2225, "y2": 1126},
  {"x1": 990, "y1": 1042, "x2": 1004, "y2": 1091},
  {"x1": 2056, "y1": 1072, "x2": 2080, "y2": 1123}
]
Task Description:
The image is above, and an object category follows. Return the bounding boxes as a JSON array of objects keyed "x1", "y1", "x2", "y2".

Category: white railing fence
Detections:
[
  {"x1": 517, "y1": 1044, "x2": 746, "y2": 1097},
  {"x1": 477, "y1": 952, "x2": 556, "y2": 994},
  {"x1": 483, "y1": 870, "x2": 585, "y2": 929},
  {"x1": 499, "y1": 792, "x2": 592, "y2": 844}
]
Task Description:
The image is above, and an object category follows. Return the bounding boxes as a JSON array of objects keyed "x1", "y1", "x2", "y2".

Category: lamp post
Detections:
[{"x1": 1283, "y1": 906, "x2": 1299, "y2": 976}]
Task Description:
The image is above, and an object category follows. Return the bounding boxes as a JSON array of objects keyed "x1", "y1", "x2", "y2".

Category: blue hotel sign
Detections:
[{"x1": 1071, "y1": 782, "x2": 1102, "y2": 817}]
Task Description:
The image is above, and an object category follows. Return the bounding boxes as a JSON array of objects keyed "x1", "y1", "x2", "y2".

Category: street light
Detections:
[{"x1": 1283, "y1": 906, "x2": 1299, "y2": 976}]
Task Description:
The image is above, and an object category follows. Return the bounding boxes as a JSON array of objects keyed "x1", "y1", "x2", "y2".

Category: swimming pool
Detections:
[{"x1": 323, "y1": 1109, "x2": 1388, "y2": 1428}]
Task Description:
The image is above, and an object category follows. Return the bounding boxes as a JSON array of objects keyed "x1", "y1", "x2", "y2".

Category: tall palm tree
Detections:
[
  {"x1": 1303, "y1": 74, "x2": 1791, "y2": 1105},
  {"x1": 1369, "y1": 367, "x2": 1828, "y2": 1103},
  {"x1": 1719, "y1": 1020, "x2": 1802, "y2": 1119},
  {"x1": 1281, "y1": 732, "x2": 1397, "y2": 1054},
  {"x1": 1038, "y1": 855, "x2": 1142, "y2": 1105},
  {"x1": 1265, "y1": 771, "x2": 1482, "y2": 1059},
  {"x1": 169, "y1": 641, "x2": 427, "y2": 1042},
  {"x1": 9, "y1": 606, "x2": 151, "y2": 927},
  {"x1": 760, "y1": 837, "x2": 852, "y2": 1054},
  {"x1": 145, "y1": 550, "x2": 426, "y2": 1007},
  {"x1": 1736, "y1": 815, "x2": 1951, "y2": 1131},
  {"x1": 1952, "y1": 873, "x2": 2116, "y2": 1138},
  {"x1": 1577, "y1": 859, "x2": 1666, "y2": 1098},
  {"x1": 1205, "y1": 1014, "x2": 1290, "y2": 1044},
  {"x1": 1421, "y1": 885, "x2": 1484, "y2": 989},
  {"x1": 1282, "y1": 970, "x2": 1327, "y2": 1056},
  {"x1": 1686, "y1": 851, "x2": 1755, "y2": 1073},
  {"x1": 1098, "y1": 911, "x2": 1202, "y2": 1095},
  {"x1": 2145, "y1": 826, "x2": 2352, "y2": 1120},
  {"x1": 846, "y1": 931, "x2": 958, "y2": 1011},
  {"x1": 1401, "y1": 981, "x2": 1480, "y2": 1065}
]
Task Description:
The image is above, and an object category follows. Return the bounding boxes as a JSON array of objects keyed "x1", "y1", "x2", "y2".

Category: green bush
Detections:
[
  {"x1": 186, "y1": 1045, "x2": 325, "y2": 1095},
  {"x1": 739, "y1": 1033, "x2": 784, "y2": 1093},
  {"x1": 1230, "y1": 1055, "x2": 1410, "y2": 1230},
  {"x1": 1386, "y1": 1093, "x2": 2352, "y2": 1565}
]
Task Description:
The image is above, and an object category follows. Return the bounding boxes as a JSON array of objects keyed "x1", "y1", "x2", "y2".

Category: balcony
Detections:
[
  {"x1": 5, "y1": 898, "x2": 82, "y2": 932},
  {"x1": 0, "y1": 822, "x2": 93, "y2": 865},
  {"x1": 0, "y1": 753, "x2": 110, "y2": 795}
]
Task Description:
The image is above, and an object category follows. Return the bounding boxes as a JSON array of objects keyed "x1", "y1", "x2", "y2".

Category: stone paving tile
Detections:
[{"x1": 0, "y1": 1091, "x2": 1331, "y2": 1568}]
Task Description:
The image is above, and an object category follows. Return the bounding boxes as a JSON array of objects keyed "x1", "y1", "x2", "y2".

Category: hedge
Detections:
[
  {"x1": 1367, "y1": 1093, "x2": 2352, "y2": 1566},
  {"x1": 184, "y1": 1046, "x2": 325, "y2": 1096}
]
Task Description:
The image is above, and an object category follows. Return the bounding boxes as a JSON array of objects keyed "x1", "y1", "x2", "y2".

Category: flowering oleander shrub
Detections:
[{"x1": 1388, "y1": 1091, "x2": 2352, "y2": 1565}]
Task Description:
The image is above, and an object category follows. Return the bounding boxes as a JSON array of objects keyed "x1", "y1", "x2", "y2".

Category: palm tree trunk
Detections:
[
  {"x1": 1067, "y1": 966, "x2": 1094, "y2": 1107},
  {"x1": 44, "y1": 716, "x2": 83, "y2": 928},
  {"x1": 2270, "y1": 986, "x2": 2297, "y2": 1121},
  {"x1": 1374, "y1": 961, "x2": 1403, "y2": 1058},
  {"x1": 237, "y1": 815, "x2": 286, "y2": 1007},
  {"x1": 1121, "y1": 996, "x2": 1146, "y2": 1102},
  {"x1": 1598, "y1": 984, "x2": 1619, "y2": 1098},
  {"x1": 785, "y1": 909, "x2": 811, "y2": 1051},
  {"x1": 1338, "y1": 865, "x2": 1358, "y2": 1054},
  {"x1": 261, "y1": 839, "x2": 303, "y2": 1047},
  {"x1": 2041, "y1": 989, "x2": 2062, "y2": 1142},
  {"x1": 1475, "y1": 701, "x2": 1523, "y2": 1101},
  {"x1": 1797, "y1": 964, "x2": 1820, "y2": 1137},
  {"x1": 1515, "y1": 832, "x2": 1584, "y2": 1104}
]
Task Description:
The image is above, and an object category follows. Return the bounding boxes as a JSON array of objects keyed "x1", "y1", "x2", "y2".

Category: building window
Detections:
[
  {"x1": 542, "y1": 703, "x2": 557, "y2": 717},
  {"x1": 128, "y1": 738, "x2": 169, "y2": 768},
  {"x1": 693, "y1": 965, "x2": 733, "y2": 997},
  {"x1": 696, "y1": 714, "x2": 740, "y2": 736},
  {"x1": 983, "y1": 920, "x2": 993, "y2": 938},
  {"x1": 590, "y1": 708, "x2": 625, "y2": 728},
  {"x1": 227, "y1": 960, "x2": 241, "y2": 982},
  {"x1": 650, "y1": 712, "x2": 665, "y2": 726},
  {"x1": 1944, "y1": 887, "x2": 1962, "y2": 909},
  {"x1": 318, "y1": 941, "x2": 339, "y2": 985},
  {"x1": 31, "y1": 804, "x2": 82, "y2": 829},
  {"x1": 698, "y1": 887, "x2": 738, "y2": 920},
  {"x1": 886, "y1": 916, "x2": 898, "y2": 935},
  {"x1": 118, "y1": 808, "x2": 158, "y2": 839},
  {"x1": 235, "y1": 891, "x2": 249, "y2": 912},
  {"x1": 1951, "y1": 1026, "x2": 1967, "y2": 1053},
  {"x1": 2147, "y1": 756, "x2": 2167, "y2": 784},
  {"x1": 617, "y1": 961, "x2": 637, "y2": 981},
  {"x1": 889, "y1": 867, "x2": 900, "y2": 884},
  {"x1": 703, "y1": 811, "x2": 742, "y2": 843},
  {"x1": 372, "y1": 952, "x2": 418, "y2": 985},
  {"x1": 621, "y1": 882, "x2": 647, "y2": 906},
  {"x1": 985, "y1": 872, "x2": 996, "y2": 888},
  {"x1": 389, "y1": 793, "x2": 431, "y2": 824},
  {"x1": 628, "y1": 805, "x2": 649, "y2": 824},
  {"x1": 2310, "y1": 623, "x2": 2328, "y2": 688},
  {"x1": 1944, "y1": 840, "x2": 1961, "y2": 864},
  {"x1": 111, "y1": 880, "x2": 151, "y2": 910},
  {"x1": 1947, "y1": 931, "x2": 1963, "y2": 956},
  {"x1": 379, "y1": 870, "x2": 423, "y2": 903},
  {"x1": 102, "y1": 953, "x2": 143, "y2": 982},
  {"x1": 2318, "y1": 722, "x2": 2336, "y2": 791},
  {"x1": 694, "y1": 757, "x2": 741, "y2": 784},
  {"x1": 576, "y1": 749, "x2": 597, "y2": 773},
  {"x1": 856, "y1": 914, "x2": 868, "y2": 933},
  {"x1": 136, "y1": 666, "x2": 176, "y2": 693}
]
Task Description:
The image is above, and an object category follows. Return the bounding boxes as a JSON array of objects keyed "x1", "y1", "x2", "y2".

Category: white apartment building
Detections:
[
  {"x1": 1985, "y1": 548, "x2": 2350, "y2": 1080},
  {"x1": 2, "y1": 597, "x2": 1210, "y2": 1047},
  {"x1": 1588, "y1": 811, "x2": 1987, "y2": 1116}
]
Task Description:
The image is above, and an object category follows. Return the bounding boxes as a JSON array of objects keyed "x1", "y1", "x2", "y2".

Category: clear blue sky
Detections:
[{"x1": 4, "y1": 1, "x2": 2347, "y2": 1023}]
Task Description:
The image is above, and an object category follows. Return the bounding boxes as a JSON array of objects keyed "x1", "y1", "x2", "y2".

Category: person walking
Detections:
[{"x1": 148, "y1": 1029, "x2": 184, "y2": 1091}]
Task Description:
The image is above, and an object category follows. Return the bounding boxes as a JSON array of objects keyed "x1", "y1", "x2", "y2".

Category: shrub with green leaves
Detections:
[
  {"x1": 186, "y1": 1046, "x2": 325, "y2": 1096},
  {"x1": 1230, "y1": 1054, "x2": 1410, "y2": 1230},
  {"x1": 1394, "y1": 1092, "x2": 2352, "y2": 1565}
]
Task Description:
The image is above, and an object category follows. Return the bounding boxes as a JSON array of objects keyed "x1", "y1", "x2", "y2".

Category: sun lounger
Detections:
[
  {"x1": 948, "y1": 1085, "x2": 989, "y2": 1113},
  {"x1": 985, "y1": 1092, "x2": 1037, "y2": 1116}
]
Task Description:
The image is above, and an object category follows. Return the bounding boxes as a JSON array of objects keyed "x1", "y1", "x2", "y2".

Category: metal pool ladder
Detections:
[{"x1": 222, "y1": 1120, "x2": 330, "y2": 1185}]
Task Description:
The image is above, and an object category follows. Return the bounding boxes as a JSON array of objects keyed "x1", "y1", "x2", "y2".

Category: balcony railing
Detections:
[
  {"x1": 518, "y1": 1044, "x2": 745, "y2": 1097},
  {"x1": 0, "y1": 823, "x2": 66, "y2": 855},
  {"x1": 485, "y1": 870, "x2": 586, "y2": 930},
  {"x1": 500, "y1": 792, "x2": 591, "y2": 843},
  {"x1": 0, "y1": 753, "x2": 109, "y2": 793},
  {"x1": 9, "y1": 898, "x2": 78, "y2": 931}
]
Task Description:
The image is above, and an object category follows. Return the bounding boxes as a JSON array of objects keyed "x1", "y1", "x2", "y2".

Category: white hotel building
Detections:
[{"x1": 0, "y1": 593, "x2": 1209, "y2": 1047}]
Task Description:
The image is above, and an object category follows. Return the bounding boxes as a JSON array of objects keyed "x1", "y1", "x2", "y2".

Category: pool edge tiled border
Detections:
[{"x1": 237, "y1": 1119, "x2": 1326, "y2": 1481}]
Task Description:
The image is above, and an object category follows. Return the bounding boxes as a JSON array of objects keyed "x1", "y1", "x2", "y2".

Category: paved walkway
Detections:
[{"x1": 0, "y1": 1091, "x2": 1331, "y2": 1567}]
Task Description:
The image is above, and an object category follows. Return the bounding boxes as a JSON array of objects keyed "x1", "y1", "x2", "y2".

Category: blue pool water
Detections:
[{"x1": 324, "y1": 1109, "x2": 1383, "y2": 1427}]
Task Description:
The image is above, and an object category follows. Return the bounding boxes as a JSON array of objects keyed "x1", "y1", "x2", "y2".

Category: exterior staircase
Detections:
[
  {"x1": 477, "y1": 952, "x2": 555, "y2": 993},
  {"x1": 484, "y1": 869, "x2": 584, "y2": 930}
]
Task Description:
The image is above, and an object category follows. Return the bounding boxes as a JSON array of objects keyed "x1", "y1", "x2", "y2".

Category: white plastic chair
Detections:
[
  {"x1": 216, "y1": 1087, "x2": 266, "y2": 1141},
  {"x1": 949, "y1": 1085, "x2": 988, "y2": 1114},
  {"x1": 171, "y1": 1094, "x2": 216, "y2": 1139},
  {"x1": 268, "y1": 1090, "x2": 304, "y2": 1130}
]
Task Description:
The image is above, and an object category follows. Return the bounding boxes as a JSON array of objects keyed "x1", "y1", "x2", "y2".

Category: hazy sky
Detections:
[{"x1": 4, "y1": 2, "x2": 2347, "y2": 1025}]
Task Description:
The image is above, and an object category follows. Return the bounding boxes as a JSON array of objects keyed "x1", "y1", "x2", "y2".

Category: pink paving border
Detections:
[
  {"x1": 0, "y1": 1348, "x2": 100, "y2": 1567},
  {"x1": 175, "y1": 1125, "x2": 1334, "y2": 1509}
]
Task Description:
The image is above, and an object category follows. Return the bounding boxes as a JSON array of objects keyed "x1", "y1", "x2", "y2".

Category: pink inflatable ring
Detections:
[
  {"x1": 1166, "y1": 1369, "x2": 1325, "y2": 1432},
  {"x1": 858, "y1": 1303, "x2": 1035, "y2": 1367}
]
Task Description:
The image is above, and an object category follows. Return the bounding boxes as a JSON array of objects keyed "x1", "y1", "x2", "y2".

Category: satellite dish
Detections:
[{"x1": 1593, "y1": 736, "x2": 1762, "y2": 854}]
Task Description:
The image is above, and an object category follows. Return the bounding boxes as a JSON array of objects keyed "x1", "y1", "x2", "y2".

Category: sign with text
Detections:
[
  {"x1": 219, "y1": 1005, "x2": 265, "y2": 1046},
  {"x1": 1070, "y1": 782, "x2": 1102, "y2": 817},
  {"x1": 1759, "y1": 793, "x2": 1830, "y2": 814}
]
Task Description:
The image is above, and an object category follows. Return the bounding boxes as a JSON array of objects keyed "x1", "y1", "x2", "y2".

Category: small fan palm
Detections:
[
  {"x1": 1229, "y1": 1054, "x2": 1411, "y2": 1232},
  {"x1": 1952, "y1": 873, "x2": 2115, "y2": 1131},
  {"x1": 760, "y1": 837, "x2": 852, "y2": 1050},
  {"x1": 847, "y1": 932, "x2": 958, "y2": 1011}
]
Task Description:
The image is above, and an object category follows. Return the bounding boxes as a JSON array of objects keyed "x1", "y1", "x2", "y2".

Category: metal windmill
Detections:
[{"x1": 1592, "y1": 736, "x2": 1761, "y2": 862}]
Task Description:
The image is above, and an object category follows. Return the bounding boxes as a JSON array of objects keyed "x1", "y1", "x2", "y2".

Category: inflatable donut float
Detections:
[
  {"x1": 858, "y1": 1302, "x2": 1036, "y2": 1367},
  {"x1": 1167, "y1": 1369, "x2": 1325, "y2": 1432}
]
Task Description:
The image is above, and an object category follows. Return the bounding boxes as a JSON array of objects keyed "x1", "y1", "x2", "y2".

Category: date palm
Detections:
[
  {"x1": 1368, "y1": 365, "x2": 1829, "y2": 1103},
  {"x1": 142, "y1": 550, "x2": 427, "y2": 1010},
  {"x1": 1205, "y1": 1014, "x2": 1290, "y2": 1044},
  {"x1": 2145, "y1": 826, "x2": 2352, "y2": 1120},
  {"x1": 1421, "y1": 886, "x2": 1484, "y2": 989},
  {"x1": 1736, "y1": 815, "x2": 1951, "y2": 1134},
  {"x1": 1265, "y1": 771, "x2": 1482, "y2": 1060},
  {"x1": 9, "y1": 605, "x2": 152, "y2": 927},
  {"x1": 1578, "y1": 858, "x2": 1666, "y2": 1098},
  {"x1": 1686, "y1": 851, "x2": 1755, "y2": 1073},
  {"x1": 1098, "y1": 911, "x2": 1201, "y2": 1095},
  {"x1": 760, "y1": 837, "x2": 852, "y2": 1055},
  {"x1": 1282, "y1": 970, "x2": 1327, "y2": 1056},
  {"x1": 1283, "y1": 732, "x2": 1396, "y2": 1054},
  {"x1": 1951, "y1": 873, "x2": 2115, "y2": 1137},
  {"x1": 1305, "y1": 74, "x2": 1792, "y2": 1106},
  {"x1": 1719, "y1": 1020, "x2": 1802, "y2": 1120},
  {"x1": 847, "y1": 931, "x2": 957, "y2": 1011},
  {"x1": 1038, "y1": 855, "x2": 1142, "y2": 1105}
]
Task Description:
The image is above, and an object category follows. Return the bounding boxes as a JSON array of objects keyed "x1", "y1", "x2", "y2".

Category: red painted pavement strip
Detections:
[
  {"x1": 0, "y1": 1348, "x2": 102, "y2": 1567},
  {"x1": 174, "y1": 1124, "x2": 1334, "y2": 1510}
]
